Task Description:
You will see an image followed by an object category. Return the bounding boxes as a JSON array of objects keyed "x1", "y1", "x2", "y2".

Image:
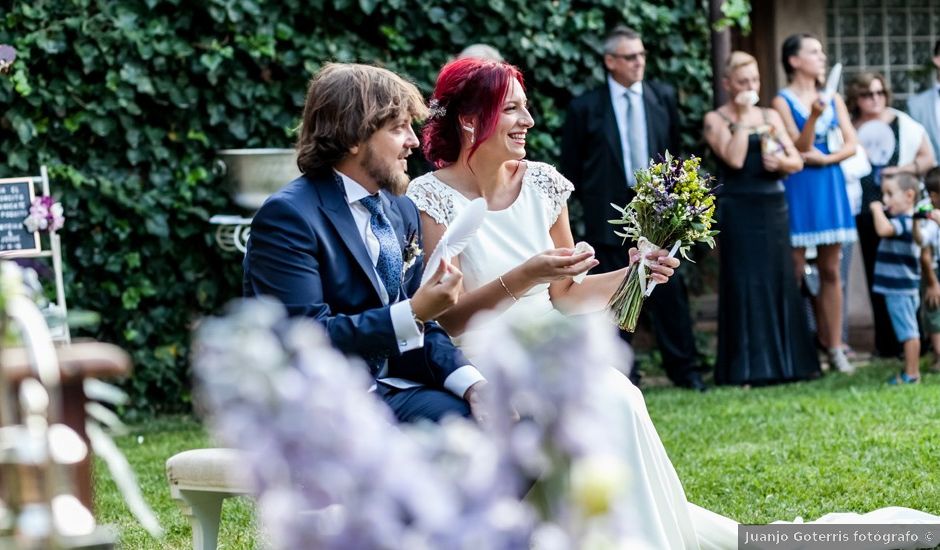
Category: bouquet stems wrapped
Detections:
[{"x1": 607, "y1": 152, "x2": 718, "y2": 332}]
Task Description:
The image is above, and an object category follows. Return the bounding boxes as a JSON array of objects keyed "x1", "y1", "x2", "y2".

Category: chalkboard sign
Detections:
[{"x1": 0, "y1": 177, "x2": 40, "y2": 256}]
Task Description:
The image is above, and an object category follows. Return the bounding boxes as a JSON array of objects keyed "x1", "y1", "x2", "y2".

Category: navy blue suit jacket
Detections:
[{"x1": 243, "y1": 169, "x2": 470, "y2": 389}]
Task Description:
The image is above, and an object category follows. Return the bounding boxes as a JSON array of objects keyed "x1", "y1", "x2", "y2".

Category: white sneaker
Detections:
[{"x1": 829, "y1": 347, "x2": 855, "y2": 374}]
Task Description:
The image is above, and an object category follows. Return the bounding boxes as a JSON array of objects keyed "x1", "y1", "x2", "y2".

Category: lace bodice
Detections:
[
  {"x1": 408, "y1": 161, "x2": 573, "y2": 227},
  {"x1": 407, "y1": 161, "x2": 574, "y2": 329}
]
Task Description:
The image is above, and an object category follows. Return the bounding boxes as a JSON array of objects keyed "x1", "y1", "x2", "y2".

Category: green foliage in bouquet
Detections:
[{"x1": 608, "y1": 152, "x2": 718, "y2": 331}]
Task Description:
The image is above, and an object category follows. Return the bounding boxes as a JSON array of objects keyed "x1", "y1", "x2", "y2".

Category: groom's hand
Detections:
[
  {"x1": 464, "y1": 380, "x2": 518, "y2": 425},
  {"x1": 412, "y1": 259, "x2": 462, "y2": 321},
  {"x1": 464, "y1": 380, "x2": 489, "y2": 424}
]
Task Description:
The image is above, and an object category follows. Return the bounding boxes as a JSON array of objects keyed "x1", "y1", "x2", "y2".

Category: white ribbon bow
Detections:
[{"x1": 636, "y1": 238, "x2": 682, "y2": 297}]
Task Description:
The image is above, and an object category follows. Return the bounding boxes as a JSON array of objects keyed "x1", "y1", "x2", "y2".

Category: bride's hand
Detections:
[
  {"x1": 521, "y1": 248, "x2": 598, "y2": 285},
  {"x1": 628, "y1": 247, "x2": 680, "y2": 284}
]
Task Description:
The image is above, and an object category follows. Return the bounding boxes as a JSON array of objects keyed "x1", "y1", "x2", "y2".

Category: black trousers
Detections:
[
  {"x1": 855, "y1": 210, "x2": 900, "y2": 358},
  {"x1": 593, "y1": 244, "x2": 701, "y2": 386}
]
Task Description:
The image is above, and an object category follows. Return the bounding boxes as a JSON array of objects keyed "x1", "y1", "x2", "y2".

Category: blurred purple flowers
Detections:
[
  {"x1": 194, "y1": 301, "x2": 532, "y2": 549},
  {"x1": 23, "y1": 195, "x2": 64, "y2": 233},
  {"x1": 194, "y1": 301, "x2": 650, "y2": 549},
  {"x1": 466, "y1": 309, "x2": 648, "y2": 547}
]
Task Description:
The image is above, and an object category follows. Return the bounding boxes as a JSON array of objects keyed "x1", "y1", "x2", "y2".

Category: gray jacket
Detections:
[{"x1": 907, "y1": 86, "x2": 940, "y2": 163}]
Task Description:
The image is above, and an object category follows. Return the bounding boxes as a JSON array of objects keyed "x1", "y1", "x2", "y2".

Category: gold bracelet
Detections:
[{"x1": 498, "y1": 275, "x2": 518, "y2": 302}]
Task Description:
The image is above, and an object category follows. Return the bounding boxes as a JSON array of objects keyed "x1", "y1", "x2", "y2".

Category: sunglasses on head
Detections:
[
  {"x1": 859, "y1": 90, "x2": 887, "y2": 99},
  {"x1": 610, "y1": 51, "x2": 647, "y2": 62}
]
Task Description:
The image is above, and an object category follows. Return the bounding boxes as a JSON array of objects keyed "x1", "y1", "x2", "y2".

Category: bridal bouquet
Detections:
[{"x1": 608, "y1": 152, "x2": 717, "y2": 332}]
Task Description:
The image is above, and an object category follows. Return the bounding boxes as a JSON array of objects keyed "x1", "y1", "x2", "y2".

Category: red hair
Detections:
[{"x1": 422, "y1": 58, "x2": 525, "y2": 168}]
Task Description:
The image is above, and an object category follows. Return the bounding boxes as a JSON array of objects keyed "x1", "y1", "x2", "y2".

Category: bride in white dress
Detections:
[{"x1": 407, "y1": 57, "x2": 938, "y2": 550}]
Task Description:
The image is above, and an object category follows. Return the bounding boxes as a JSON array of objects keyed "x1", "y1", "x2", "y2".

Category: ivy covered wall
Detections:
[{"x1": 0, "y1": 0, "x2": 739, "y2": 414}]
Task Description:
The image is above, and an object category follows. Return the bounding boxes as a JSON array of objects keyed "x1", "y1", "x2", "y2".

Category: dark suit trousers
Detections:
[
  {"x1": 594, "y1": 244, "x2": 700, "y2": 385},
  {"x1": 378, "y1": 384, "x2": 471, "y2": 423}
]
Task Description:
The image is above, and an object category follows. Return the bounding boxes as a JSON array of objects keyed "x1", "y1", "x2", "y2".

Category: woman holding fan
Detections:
[{"x1": 772, "y1": 33, "x2": 859, "y2": 373}]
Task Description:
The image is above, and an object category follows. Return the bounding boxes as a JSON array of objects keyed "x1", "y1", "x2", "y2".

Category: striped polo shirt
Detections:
[{"x1": 873, "y1": 214, "x2": 921, "y2": 296}]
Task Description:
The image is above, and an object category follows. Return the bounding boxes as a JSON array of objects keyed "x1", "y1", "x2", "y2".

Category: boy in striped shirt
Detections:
[{"x1": 870, "y1": 172, "x2": 924, "y2": 384}]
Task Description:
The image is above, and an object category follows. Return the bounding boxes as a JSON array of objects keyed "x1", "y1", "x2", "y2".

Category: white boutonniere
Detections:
[{"x1": 402, "y1": 230, "x2": 422, "y2": 275}]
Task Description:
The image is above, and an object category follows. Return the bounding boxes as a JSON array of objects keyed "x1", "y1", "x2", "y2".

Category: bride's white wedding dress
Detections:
[{"x1": 407, "y1": 161, "x2": 938, "y2": 549}]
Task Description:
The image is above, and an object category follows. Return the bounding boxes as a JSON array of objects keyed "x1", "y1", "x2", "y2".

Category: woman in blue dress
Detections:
[{"x1": 772, "y1": 33, "x2": 859, "y2": 373}]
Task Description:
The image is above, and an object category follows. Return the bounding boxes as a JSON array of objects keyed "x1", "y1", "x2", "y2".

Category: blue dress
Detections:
[{"x1": 778, "y1": 89, "x2": 857, "y2": 247}]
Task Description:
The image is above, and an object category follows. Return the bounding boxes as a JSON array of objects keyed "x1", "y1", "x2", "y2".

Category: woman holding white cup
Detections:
[{"x1": 704, "y1": 51, "x2": 820, "y2": 386}]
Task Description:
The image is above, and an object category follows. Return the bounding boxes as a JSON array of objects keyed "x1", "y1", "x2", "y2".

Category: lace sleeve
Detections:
[
  {"x1": 406, "y1": 174, "x2": 455, "y2": 226},
  {"x1": 527, "y1": 162, "x2": 574, "y2": 224}
]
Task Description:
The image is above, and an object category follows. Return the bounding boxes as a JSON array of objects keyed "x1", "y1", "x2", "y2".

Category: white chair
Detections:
[{"x1": 165, "y1": 448, "x2": 250, "y2": 550}]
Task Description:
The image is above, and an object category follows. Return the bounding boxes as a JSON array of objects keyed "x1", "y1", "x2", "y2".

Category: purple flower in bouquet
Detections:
[
  {"x1": 23, "y1": 195, "x2": 65, "y2": 233},
  {"x1": 607, "y1": 152, "x2": 718, "y2": 331}
]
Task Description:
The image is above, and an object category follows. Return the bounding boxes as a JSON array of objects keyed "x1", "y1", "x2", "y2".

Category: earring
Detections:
[{"x1": 462, "y1": 125, "x2": 475, "y2": 144}]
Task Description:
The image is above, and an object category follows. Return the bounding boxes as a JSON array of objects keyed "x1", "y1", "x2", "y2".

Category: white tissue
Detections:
[{"x1": 571, "y1": 241, "x2": 595, "y2": 284}]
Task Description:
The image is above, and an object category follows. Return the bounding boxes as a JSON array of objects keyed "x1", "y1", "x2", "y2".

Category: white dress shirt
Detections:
[
  {"x1": 337, "y1": 171, "x2": 484, "y2": 397},
  {"x1": 608, "y1": 75, "x2": 648, "y2": 187}
]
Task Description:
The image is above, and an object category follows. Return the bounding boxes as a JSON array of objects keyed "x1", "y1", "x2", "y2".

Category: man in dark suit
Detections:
[
  {"x1": 560, "y1": 26, "x2": 705, "y2": 391},
  {"x1": 244, "y1": 63, "x2": 486, "y2": 422}
]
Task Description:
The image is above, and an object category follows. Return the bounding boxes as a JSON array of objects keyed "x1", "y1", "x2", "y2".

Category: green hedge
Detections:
[{"x1": 0, "y1": 0, "x2": 745, "y2": 415}]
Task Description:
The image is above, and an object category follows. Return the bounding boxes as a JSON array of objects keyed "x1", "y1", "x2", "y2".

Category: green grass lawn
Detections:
[
  {"x1": 93, "y1": 417, "x2": 258, "y2": 549},
  {"x1": 650, "y1": 360, "x2": 940, "y2": 524},
  {"x1": 95, "y1": 361, "x2": 940, "y2": 548}
]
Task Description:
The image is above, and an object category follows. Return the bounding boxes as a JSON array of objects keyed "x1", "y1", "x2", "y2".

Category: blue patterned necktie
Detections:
[{"x1": 360, "y1": 194, "x2": 403, "y2": 302}]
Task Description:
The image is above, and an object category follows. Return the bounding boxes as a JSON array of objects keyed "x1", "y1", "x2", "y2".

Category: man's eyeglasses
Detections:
[
  {"x1": 609, "y1": 51, "x2": 647, "y2": 62},
  {"x1": 859, "y1": 90, "x2": 887, "y2": 99}
]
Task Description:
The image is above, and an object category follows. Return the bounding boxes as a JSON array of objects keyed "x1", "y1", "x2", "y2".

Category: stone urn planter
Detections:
[{"x1": 216, "y1": 149, "x2": 301, "y2": 210}]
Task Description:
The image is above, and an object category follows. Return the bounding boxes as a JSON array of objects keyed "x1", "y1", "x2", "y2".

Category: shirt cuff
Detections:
[
  {"x1": 390, "y1": 299, "x2": 424, "y2": 353},
  {"x1": 444, "y1": 366, "x2": 486, "y2": 398}
]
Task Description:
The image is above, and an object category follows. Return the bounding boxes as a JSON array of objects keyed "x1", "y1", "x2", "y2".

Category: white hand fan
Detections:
[
  {"x1": 820, "y1": 63, "x2": 842, "y2": 104},
  {"x1": 857, "y1": 120, "x2": 896, "y2": 166},
  {"x1": 420, "y1": 198, "x2": 487, "y2": 286}
]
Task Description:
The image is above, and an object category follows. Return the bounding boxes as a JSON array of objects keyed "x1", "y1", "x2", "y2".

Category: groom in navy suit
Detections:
[{"x1": 244, "y1": 63, "x2": 486, "y2": 423}]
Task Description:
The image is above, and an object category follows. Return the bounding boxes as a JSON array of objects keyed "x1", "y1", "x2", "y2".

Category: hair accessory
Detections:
[{"x1": 428, "y1": 98, "x2": 447, "y2": 120}]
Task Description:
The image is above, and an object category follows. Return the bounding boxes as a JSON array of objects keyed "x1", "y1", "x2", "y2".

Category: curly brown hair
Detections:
[{"x1": 295, "y1": 63, "x2": 428, "y2": 174}]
